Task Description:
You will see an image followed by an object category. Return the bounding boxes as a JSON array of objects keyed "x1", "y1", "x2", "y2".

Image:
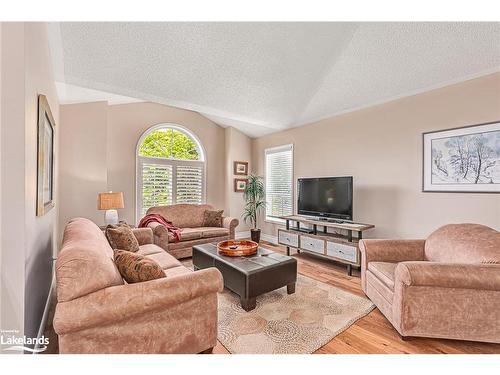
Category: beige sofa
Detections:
[
  {"x1": 53, "y1": 217, "x2": 223, "y2": 354},
  {"x1": 145, "y1": 204, "x2": 239, "y2": 259},
  {"x1": 359, "y1": 223, "x2": 500, "y2": 343}
]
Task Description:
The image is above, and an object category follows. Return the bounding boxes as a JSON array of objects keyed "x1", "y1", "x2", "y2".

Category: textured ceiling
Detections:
[
  {"x1": 51, "y1": 22, "x2": 500, "y2": 137},
  {"x1": 56, "y1": 82, "x2": 144, "y2": 105}
]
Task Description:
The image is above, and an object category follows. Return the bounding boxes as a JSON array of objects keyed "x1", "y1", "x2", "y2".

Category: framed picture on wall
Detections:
[
  {"x1": 36, "y1": 94, "x2": 56, "y2": 216},
  {"x1": 234, "y1": 161, "x2": 248, "y2": 175},
  {"x1": 422, "y1": 121, "x2": 500, "y2": 193},
  {"x1": 234, "y1": 178, "x2": 248, "y2": 192}
]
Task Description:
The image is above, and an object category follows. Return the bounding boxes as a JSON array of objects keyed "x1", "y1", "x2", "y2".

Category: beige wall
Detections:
[
  {"x1": 0, "y1": 21, "x2": 3, "y2": 329},
  {"x1": 0, "y1": 22, "x2": 59, "y2": 348},
  {"x1": 59, "y1": 101, "x2": 227, "y2": 230},
  {"x1": 224, "y1": 127, "x2": 253, "y2": 232},
  {"x1": 253, "y1": 73, "x2": 500, "y2": 239},
  {"x1": 107, "y1": 102, "x2": 227, "y2": 224},
  {"x1": 0, "y1": 22, "x2": 26, "y2": 344},
  {"x1": 59, "y1": 102, "x2": 108, "y2": 236},
  {"x1": 24, "y1": 22, "x2": 60, "y2": 343}
]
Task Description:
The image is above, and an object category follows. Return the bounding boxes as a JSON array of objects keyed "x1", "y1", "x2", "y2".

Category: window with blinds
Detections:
[
  {"x1": 137, "y1": 125, "x2": 205, "y2": 220},
  {"x1": 265, "y1": 144, "x2": 293, "y2": 221}
]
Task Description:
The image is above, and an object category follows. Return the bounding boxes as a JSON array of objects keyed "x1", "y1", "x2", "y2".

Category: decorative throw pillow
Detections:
[
  {"x1": 105, "y1": 224, "x2": 140, "y2": 252},
  {"x1": 113, "y1": 249, "x2": 166, "y2": 284},
  {"x1": 203, "y1": 209, "x2": 224, "y2": 227}
]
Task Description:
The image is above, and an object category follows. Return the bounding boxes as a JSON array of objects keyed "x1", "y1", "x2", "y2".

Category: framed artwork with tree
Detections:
[{"x1": 423, "y1": 121, "x2": 500, "y2": 193}]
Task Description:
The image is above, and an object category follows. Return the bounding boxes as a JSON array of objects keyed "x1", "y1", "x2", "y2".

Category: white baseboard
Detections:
[
  {"x1": 34, "y1": 272, "x2": 55, "y2": 354},
  {"x1": 235, "y1": 231, "x2": 250, "y2": 239}
]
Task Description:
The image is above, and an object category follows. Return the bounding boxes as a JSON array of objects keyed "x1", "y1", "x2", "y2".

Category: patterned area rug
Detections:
[{"x1": 217, "y1": 274, "x2": 375, "y2": 354}]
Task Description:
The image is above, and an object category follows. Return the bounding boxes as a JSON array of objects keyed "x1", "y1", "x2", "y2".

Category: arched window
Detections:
[{"x1": 136, "y1": 124, "x2": 206, "y2": 220}]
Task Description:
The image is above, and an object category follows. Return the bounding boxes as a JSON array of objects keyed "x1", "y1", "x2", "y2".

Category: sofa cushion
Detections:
[
  {"x1": 425, "y1": 224, "x2": 500, "y2": 264},
  {"x1": 114, "y1": 250, "x2": 166, "y2": 283},
  {"x1": 365, "y1": 272, "x2": 395, "y2": 322},
  {"x1": 202, "y1": 209, "x2": 224, "y2": 227},
  {"x1": 145, "y1": 251, "x2": 183, "y2": 270},
  {"x1": 147, "y1": 204, "x2": 214, "y2": 228},
  {"x1": 180, "y1": 228, "x2": 203, "y2": 241},
  {"x1": 368, "y1": 262, "x2": 397, "y2": 290},
  {"x1": 57, "y1": 218, "x2": 124, "y2": 302},
  {"x1": 168, "y1": 235, "x2": 229, "y2": 251},
  {"x1": 137, "y1": 244, "x2": 164, "y2": 256},
  {"x1": 105, "y1": 224, "x2": 140, "y2": 252},
  {"x1": 366, "y1": 271, "x2": 394, "y2": 305},
  {"x1": 200, "y1": 227, "x2": 230, "y2": 238}
]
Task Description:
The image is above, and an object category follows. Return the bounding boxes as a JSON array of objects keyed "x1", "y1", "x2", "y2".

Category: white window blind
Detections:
[
  {"x1": 141, "y1": 163, "x2": 173, "y2": 216},
  {"x1": 176, "y1": 164, "x2": 204, "y2": 204},
  {"x1": 265, "y1": 144, "x2": 293, "y2": 221},
  {"x1": 137, "y1": 158, "x2": 205, "y2": 218}
]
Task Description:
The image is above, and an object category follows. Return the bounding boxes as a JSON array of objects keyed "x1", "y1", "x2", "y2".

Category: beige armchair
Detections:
[
  {"x1": 360, "y1": 223, "x2": 500, "y2": 343},
  {"x1": 146, "y1": 204, "x2": 239, "y2": 259}
]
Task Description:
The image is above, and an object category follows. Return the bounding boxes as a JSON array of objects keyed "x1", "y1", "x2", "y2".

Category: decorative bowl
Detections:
[{"x1": 217, "y1": 240, "x2": 258, "y2": 257}]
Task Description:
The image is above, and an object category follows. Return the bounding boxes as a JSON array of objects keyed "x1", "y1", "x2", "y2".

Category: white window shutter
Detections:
[
  {"x1": 176, "y1": 164, "x2": 204, "y2": 204},
  {"x1": 140, "y1": 163, "x2": 173, "y2": 216},
  {"x1": 265, "y1": 144, "x2": 293, "y2": 220}
]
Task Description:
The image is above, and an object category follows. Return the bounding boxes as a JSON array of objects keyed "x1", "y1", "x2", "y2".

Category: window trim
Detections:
[
  {"x1": 264, "y1": 143, "x2": 294, "y2": 224},
  {"x1": 135, "y1": 123, "x2": 207, "y2": 223}
]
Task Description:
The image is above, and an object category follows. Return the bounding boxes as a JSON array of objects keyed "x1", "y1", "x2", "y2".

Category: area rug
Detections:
[{"x1": 217, "y1": 274, "x2": 375, "y2": 354}]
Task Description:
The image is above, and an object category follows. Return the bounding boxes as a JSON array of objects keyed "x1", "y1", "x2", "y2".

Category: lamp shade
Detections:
[{"x1": 98, "y1": 192, "x2": 124, "y2": 210}]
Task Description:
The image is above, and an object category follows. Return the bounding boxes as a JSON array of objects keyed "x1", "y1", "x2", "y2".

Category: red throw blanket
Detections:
[{"x1": 138, "y1": 214, "x2": 182, "y2": 242}]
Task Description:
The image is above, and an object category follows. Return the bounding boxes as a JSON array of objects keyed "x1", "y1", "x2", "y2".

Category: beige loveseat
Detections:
[
  {"x1": 53, "y1": 217, "x2": 223, "y2": 354},
  {"x1": 145, "y1": 204, "x2": 238, "y2": 259},
  {"x1": 359, "y1": 223, "x2": 500, "y2": 343}
]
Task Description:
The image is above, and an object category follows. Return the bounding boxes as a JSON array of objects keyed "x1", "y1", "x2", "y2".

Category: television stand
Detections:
[
  {"x1": 317, "y1": 217, "x2": 345, "y2": 224},
  {"x1": 278, "y1": 215, "x2": 375, "y2": 276}
]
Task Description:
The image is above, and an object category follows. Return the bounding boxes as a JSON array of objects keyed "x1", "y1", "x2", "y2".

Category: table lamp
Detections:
[{"x1": 98, "y1": 191, "x2": 124, "y2": 225}]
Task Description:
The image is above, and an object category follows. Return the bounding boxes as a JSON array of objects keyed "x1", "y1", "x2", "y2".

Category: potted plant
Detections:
[{"x1": 242, "y1": 174, "x2": 266, "y2": 243}]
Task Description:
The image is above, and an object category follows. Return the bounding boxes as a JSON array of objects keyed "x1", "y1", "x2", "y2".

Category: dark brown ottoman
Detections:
[{"x1": 192, "y1": 243, "x2": 297, "y2": 311}]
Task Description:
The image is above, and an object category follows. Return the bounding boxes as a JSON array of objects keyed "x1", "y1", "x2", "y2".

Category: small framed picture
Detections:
[
  {"x1": 423, "y1": 121, "x2": 500, "y2": 193},
  {"x1": 234, "y1": 161, "x2": 248, "y2": 175},
  {"x1": 234, "y1": 178, "x2": 247, "y2": 192}
]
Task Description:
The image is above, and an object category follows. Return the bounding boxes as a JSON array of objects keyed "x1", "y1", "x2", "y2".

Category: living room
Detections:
[{"x1": 1, "y1": 1, "x2": 499, "y2": 372}]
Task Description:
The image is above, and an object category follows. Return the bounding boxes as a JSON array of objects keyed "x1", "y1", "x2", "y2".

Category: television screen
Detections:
[{"x1": 297, "y1": 177, "x2": 353, "y2": 220}]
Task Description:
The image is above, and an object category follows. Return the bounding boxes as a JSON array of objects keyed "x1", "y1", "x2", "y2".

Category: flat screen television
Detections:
[{"x1": 297, "y1": 176, "x2": 353, "y2": 221}]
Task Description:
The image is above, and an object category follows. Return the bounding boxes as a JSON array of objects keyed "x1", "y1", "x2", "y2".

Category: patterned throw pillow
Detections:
[
  {"x1": 113, "y1": 250, "x2": 166, "y2": 283},
  {"x1": 105, "y1": 224, "x2": 140, "y2": 252},
  {"x1": 203, "y1": 209, "x2": 224, "y2": 227}
]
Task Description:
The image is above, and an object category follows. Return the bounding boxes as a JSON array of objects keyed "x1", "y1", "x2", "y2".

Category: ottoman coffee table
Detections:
[{"x1": 192, "y1": 243, "x2": 297, "y2": 311}]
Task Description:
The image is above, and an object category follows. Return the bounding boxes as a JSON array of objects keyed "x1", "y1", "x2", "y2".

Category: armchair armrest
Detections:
[
  {"x1": 396, "y1": 262, "x2": 500, "y2": 291},
  {"x1": 222, "y1": 216, "x2": 239, "y2": 239},
  {"x1": 359, "y1": 239, "x2": 425, "y2": 265},
  {"x1": 132, "y1": 227, "x2": 154, "y2": 245},
  {"x1": 54, "y1": 268, "x2": 223, "y2": 335}
]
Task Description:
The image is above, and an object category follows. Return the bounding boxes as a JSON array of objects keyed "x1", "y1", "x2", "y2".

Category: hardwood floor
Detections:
[
  {"x1": 44, "y1": 240, "x2": 500, "y2": 354},
  {"x1": 213, "y1": 241, "x2": 500, "y2": 354}
]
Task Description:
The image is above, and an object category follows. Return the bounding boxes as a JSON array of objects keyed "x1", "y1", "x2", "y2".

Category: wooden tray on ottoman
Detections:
[{"x1": 217, "y1": 240, "x2": 258, "y2": 257}]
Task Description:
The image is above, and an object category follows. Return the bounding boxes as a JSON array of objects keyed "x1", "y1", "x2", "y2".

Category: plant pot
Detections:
[{"x1": 250, "y1": 229, "x2": 261, "y2": 243}]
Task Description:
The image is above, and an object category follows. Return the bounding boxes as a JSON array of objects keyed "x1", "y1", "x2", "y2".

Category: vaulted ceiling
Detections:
[{"x1": 50, "y1": 22, "x2": 500, "y2": 137}]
